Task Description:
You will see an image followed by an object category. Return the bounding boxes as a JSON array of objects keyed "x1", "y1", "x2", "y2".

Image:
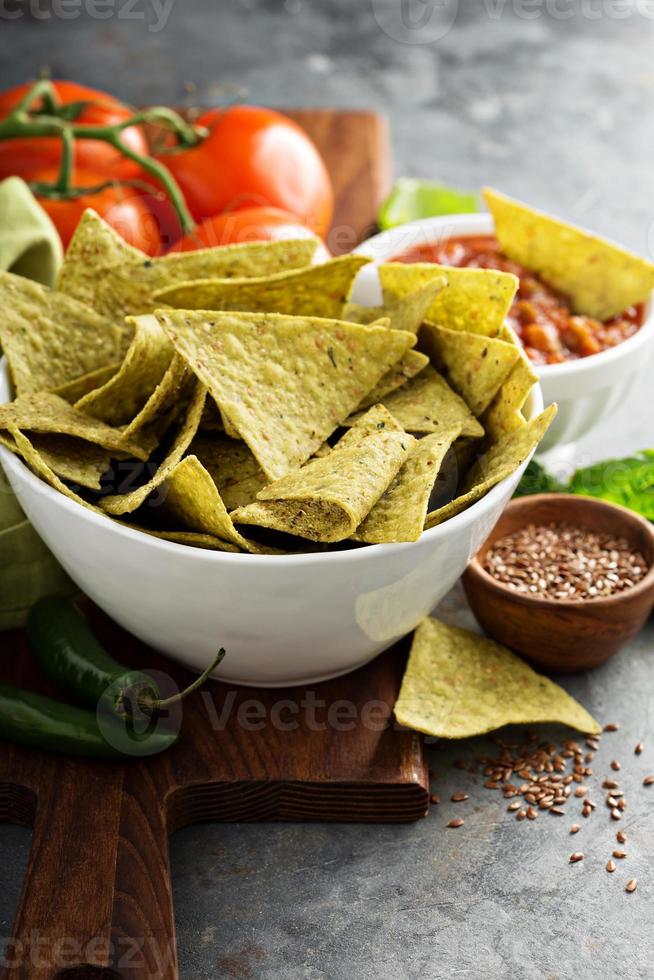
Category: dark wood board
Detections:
[{"x1": 0, "y1": 110, "x2": 429, "y2": 980}]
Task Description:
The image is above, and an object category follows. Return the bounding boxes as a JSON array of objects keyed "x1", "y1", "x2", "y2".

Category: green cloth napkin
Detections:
[
  {"x1": 0, "y1": 176, "x2": 63, "y2": 286},
  {"x1": 0, "y1": 183, "x2": 74, "y2": 627}
]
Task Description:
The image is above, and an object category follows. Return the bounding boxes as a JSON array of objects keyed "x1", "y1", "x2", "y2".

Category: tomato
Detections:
[
  {"x1": 0, "y1": 81, "x2": 146, "y2": 181},
  {"x1": 159, "y1": 106, "x2": 333, "y2": 238},
  {"x1": 169, "y1": 206, "x2": 330, "y2": 258},
  {"x1": 27, "y1": 166, "x2": 169, "y2": 255}
]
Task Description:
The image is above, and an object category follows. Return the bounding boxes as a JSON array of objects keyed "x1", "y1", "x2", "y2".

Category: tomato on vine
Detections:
[
  {"x1": 159, "y1": 106, "x2": 334, "y2": 238},
  {"x1": 0, "y1": 80, "x2": 147, "y2": 181}
]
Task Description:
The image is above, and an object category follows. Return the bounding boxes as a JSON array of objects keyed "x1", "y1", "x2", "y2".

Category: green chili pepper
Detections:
[
  {"x1": 0, "y1": 682, "x2": 179, "y2": 758},
  {"x1": 27, "y1": 595, "x2": 226, "y2": 720},
  {"x1": 27, "y1": 595, "x2": 160, "y2": 715}
]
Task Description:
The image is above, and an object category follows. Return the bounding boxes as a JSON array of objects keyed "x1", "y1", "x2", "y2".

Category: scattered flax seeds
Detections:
[
  {"x1": 435, "y1": 728, "x2": 645, "y2": 894},
  {"x1": 483, "y1": 523, "x2": 647, "y2": 601}
]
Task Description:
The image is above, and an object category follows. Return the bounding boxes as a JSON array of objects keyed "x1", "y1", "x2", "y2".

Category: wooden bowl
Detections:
[{"x1": 462, "y1": 494, "x2": 654, "y2": 674}]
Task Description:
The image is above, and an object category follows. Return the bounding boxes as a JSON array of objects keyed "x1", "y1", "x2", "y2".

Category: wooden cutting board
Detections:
[{"x1": 0, "y1": 111, "x2": 429, "y2": 980}]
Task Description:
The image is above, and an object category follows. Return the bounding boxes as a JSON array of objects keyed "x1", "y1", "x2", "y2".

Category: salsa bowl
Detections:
[
  {"x1": 0, "y1": 359, "x2": 542, "y2": 688},
  {"x1": 352, "y1": 213, "x2": 654, "y2": 453}
]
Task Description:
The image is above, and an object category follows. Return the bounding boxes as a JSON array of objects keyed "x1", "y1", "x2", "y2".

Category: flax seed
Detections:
[
  {"x1": 604, "y1": 723, "x2": 620, "y2": 732},
  {"x1": 447, "y1": 818, "x2": 464, "y2": 828},
  {"x1": 611, "y1": 760, "x2": 622, "y2": 771},
  {"x1": 606, "y1": 860, "x2": 616, "y2": 873},
  {"x1": 483, "y1": 525, "x2": 647, "y2": 601},
  {"x1": 613, "y1": 850, "x2": 626, "y2": 859},
  {"x1": 635, "y1": 742, "x2": 644, "y2": 755},
  {"x1": 603, "y1": 779, "x2": 619, "y2": 790},
  {"x1": 611, "y1": 809, "x2": 622, "y2": 821},
  {"x1": 570, "y1": 824, "x2": 580, "y2": 834},
  {"x1": 569, "y1": 852, "x2": 584, "y2": 863},
  {"x1": 617, "y1": 831, "x2": 627, "y2": 844},
  {"x1": 507, "y1": 801, "x2": 521, "y2": 812},
  {"x1": 643, "y1": 775, "x2": 654, "y2": 786},
  {"x1": 575, "y1": 786, "x2": 588, "y2": 797},
  {"x1": 516, "y1": 809, "x2": 527, "y2": 821},
  {"x1": 451, "y1": 792, "x2": 469, "y2": 802},
  {"x1": 526, "y1": 807, "x2": 538, "y2": 820},
  {"x1": 429, "y1": 795, "x2": 440, "y2": 805},
  {"x1": 626, "y1": 879, "x2": 638, "y2": 893}
]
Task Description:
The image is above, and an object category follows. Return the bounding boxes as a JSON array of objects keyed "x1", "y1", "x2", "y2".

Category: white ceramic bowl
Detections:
[
  {"x1": 352, "y1": 214, "x2": 654, "y2": 452},
  {"x1": 0, "y1": 359, "x2": 542, "y2": 687}
]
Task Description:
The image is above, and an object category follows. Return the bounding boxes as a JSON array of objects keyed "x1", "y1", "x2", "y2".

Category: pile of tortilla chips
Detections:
[{"x1": 0, "y1": 206, "x2": 557, "y2": 555}]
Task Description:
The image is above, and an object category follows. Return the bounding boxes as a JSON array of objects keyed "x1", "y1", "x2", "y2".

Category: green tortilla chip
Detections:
[
  {"x1": 395, "y1": 616, "x2": 600, "y2": 738},
  {"x1": 122, "y1": 352, "x2": 194, "y2": 441},
  {"x1": 190, "y1": 433, "x2": 267, "y2": 510},
  {"x1": 57, "y1": 209, "x2": 318, "y2": 328},
  {"x1": 0, "y1": 392, "x2": 150, "y2": 461},
  {"x1": 100, "y1": 383, "x2": 206, "y2": 515},
  {"x1": 482, "y1": 325, "x2": 538, "y2": 439},
  {"x1": 425, "y1": 404, "x2": 557, "y2": 528},
  {"x1": 0, "y1": 431, "x2": 110, "y2": 490},
  {"x1": 129, "y1": 527, "x2": 241, "y2": 552},
  {"x1": 155, "y1": 309, "x2": 416, "y2": 481},
  {"x1": 357, "y1": 350, "x2": 429, "y2": 410},
  {"x1": 353, "y1": 427, "x2": 461, "y2": 543},
  {"x1": 76, "y1": 315, "x2": 174, "y2": 427},
  {"x1": 160, "y1": 455, "x2": 277, "y2": 554},
  {"x1": 231, "y1": 406, "x2": 415, "y2": 543},
  {"x1": 348, "y1": 365, "x2": 484, "y2": 437},
  {"x1": 6, "y1": 426, "x2": 106, "y2": 515},
  {"x1": 419, "y1": 321, "x2": 520, "y2": 416},
  {"x1": 484, "y1": 187, "x2": 654, "y2": 320},
  {"x1": 152, "y1": 254, "x2": 370, "y2": 319},
  {"x1": 379, "y1": 262, "x2": 518, "y2": 337},
  {"x1": 0, "y1": 271, "x2": 121, "y2": 396},
  {"x1": 52, "y1": 363, "x2": 121, "y2": 404},
  {"x1": 345, "y1": 278, "x2": 445, "y2": 334}
]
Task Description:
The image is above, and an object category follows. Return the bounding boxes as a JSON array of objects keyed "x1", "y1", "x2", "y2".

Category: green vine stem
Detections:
[{"x1": 0, "y1": 79, "x2": 201, "y2": 235}]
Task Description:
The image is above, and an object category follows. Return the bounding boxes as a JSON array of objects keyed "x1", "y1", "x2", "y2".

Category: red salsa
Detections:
[{"x1": 391, "y1": 235, "x2": 644, "y2": 365}]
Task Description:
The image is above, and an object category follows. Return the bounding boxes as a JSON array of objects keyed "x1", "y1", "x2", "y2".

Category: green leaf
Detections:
[
  {"x1": 514, "y1": 459, "x2": 566, "y2": 497},
  {"x1": 569, "y1": 451, "x2": 654, "y2": 521},
  {"x1": 378, "y1": 178, "x2": 479, "y2": 231}
]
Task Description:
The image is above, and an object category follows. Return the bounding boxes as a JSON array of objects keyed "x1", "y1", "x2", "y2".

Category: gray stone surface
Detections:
[{"x1": 1, "y1": 1, "x2": 654, "y2": 977}]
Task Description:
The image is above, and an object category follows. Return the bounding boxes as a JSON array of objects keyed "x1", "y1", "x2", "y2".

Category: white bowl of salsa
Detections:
[{"x1": 352, "y1": 213, "x2": 654, "y2": 452}]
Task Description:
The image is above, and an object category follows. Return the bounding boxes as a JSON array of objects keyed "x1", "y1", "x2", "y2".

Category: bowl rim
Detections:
[
  {"x1": 463, "y1": 491, "x2": 654, "y2": 611},
  {"x1": 353, "y1": 212, "x2": 654, "y2": 381},
  {"x1": 0, "y1": 358, "x2": 543, "y2": 567}
]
